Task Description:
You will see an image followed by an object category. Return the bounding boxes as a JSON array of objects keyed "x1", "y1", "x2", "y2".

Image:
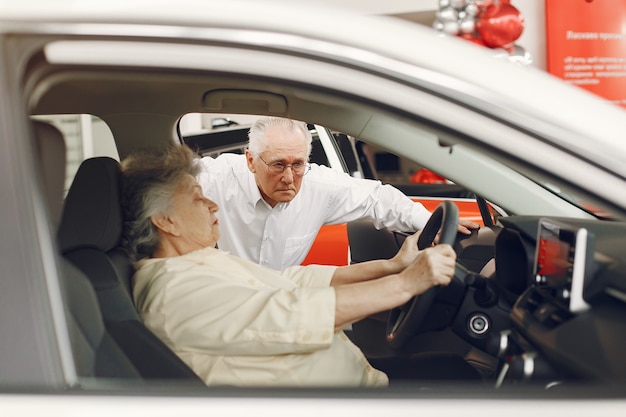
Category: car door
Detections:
[{"x1": 0, "y1": 44, "x2": 72, "y2": 388}]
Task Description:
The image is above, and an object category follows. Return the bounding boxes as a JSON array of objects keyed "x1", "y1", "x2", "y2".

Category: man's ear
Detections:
[
  {"x1": 150, "y1": 213, "x2": 180, "y2": 237},
  {"x1": 245, "y1": 149, "x2": 256, "y2": 173}
]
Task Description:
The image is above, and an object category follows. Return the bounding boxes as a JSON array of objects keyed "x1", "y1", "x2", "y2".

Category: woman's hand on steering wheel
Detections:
[
  {"x1": 386, "y1": 201, "x2": 460, "y2": 349},
  {"x1": 399, "y1": 244, "x2": 456, "y2": 298},
  {"x1": 389, "y1": 231, "x2": 422, "y2": 272}
]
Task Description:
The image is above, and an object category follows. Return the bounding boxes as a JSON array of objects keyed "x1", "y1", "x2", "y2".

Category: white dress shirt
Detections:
[
  {"x1": 133, "y1": 247, "x2": 388, "y2": 387},
  {"x1": 197, "y1": 153, "x2": 431, "y2": 270}
]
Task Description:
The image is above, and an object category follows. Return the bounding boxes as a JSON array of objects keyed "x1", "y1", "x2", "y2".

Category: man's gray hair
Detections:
[
  {"x1": 120, "y1": 144, "x2": 201, "y2": 260},
  {"x1": 247, "y1": 116, "x2": 312, "y2": 157}
]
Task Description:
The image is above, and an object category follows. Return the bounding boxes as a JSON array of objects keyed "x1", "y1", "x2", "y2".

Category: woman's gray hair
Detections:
[
  {"x1": 247, "y1": 116, "x2": 312, "y2": 157},
  {"x1": 120, "y1": 144, "x2": 201, "y2": 260}
]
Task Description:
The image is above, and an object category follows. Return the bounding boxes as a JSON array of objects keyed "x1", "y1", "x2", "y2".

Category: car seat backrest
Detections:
[
  {"x1": 61, "y1": 259, "x2": 142, "y2": 379},
  {"x1": 58, "y1": 157, "x2": 139, "y2": 320},
  {"x1": 57, "y1": 156, "x2": 203, "y2": 383},
  {"x1": 32, "y1": 120, "x2": 141, "y2": 380}
]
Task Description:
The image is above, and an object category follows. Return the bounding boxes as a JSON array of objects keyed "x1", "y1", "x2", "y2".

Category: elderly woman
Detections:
[{"x1": 121, "y1": 144, "x2": 456, "y2": 387}]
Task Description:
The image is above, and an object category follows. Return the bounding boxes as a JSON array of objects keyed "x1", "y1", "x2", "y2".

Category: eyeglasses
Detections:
[{"x1": 258, "y1": 155, "x2": 311, "y2": 176}]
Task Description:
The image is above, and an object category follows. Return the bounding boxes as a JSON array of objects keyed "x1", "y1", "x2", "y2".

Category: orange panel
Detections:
[
  {"x1": 546, "y1": 0, "x2": 626, "y2": 108},
  {"x1": 302, "y1": 199, "x2": 486, "y2": 266},
  {"x1": 301, "y1": 224, "x2": 349, "y2": 266}
]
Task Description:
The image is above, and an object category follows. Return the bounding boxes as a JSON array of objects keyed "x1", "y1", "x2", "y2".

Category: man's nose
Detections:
[{"x1": 281, "y1": 167, "x2": 295, "y2": 182}]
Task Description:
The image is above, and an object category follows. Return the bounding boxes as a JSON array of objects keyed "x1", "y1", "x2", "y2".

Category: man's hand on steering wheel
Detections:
[
  {"x1": 458, "y1": 218, "x2": 480, "y2": 235},
  {"x1": 432, "y1": 219, "x2": 479, "y2": 244}
]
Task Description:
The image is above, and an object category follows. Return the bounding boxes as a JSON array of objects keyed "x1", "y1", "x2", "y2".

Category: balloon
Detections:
[
  {"x1": 449, "y1": 0, "x2": 467, "y2": 9},
  {"x1": 459, "y1": 15, "x2": 476, "y2": 34},
  {"x1": 432, "y1": 0, "x2": 531, "y2": 67},
  {"x1": 508, "y1": 44, "x2": 533, "y2": 66},
  {"x1": 476, "y1": 3, "x2": 525, "y2": 48},
  {"x1": 474, "y1": 0, "x2": 494, "y2": 9},
  {"x1": 433, "y1": 20, "x2": 445, "y2": 32},
  {"x1": 464, "y1": 3, "x2": 480, "y2": 17},
  {"x1": 436, "y1": 6, "x2": 458, "y2": 22},
  {"x1": 474, "y1": 0, "x2": 510, "y2": 7},
  {"x1": 442, "y1": 20, "x2": 461, "y2": 36}
]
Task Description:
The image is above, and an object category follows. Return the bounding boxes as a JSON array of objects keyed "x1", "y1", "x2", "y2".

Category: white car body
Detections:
[{"x1": 1, "y1": 0, "x2": 626, "y2": 415}]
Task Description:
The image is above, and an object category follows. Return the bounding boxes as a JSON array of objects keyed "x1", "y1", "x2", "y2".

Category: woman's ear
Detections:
[{"x1": 151, "y1": 213, "x2": 180, "y2": 236}]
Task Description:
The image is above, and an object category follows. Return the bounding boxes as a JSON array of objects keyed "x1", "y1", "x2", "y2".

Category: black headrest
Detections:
[{"x1": 58, "y1": 157, "x2": 123, "y2": 253}]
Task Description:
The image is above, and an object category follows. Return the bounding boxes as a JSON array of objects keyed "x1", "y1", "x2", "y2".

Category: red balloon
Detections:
[
  {"x1": 476, "y1": 3, "x2": 524, "y2": 49},
  {"x1": 474, "y1": 0, "x2": 510, "y2": 10}
]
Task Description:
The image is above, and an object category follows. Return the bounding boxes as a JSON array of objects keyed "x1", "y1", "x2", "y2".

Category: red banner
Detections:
[{"x1": 546, "y1": 0, "x2": 626, "y2": 108}]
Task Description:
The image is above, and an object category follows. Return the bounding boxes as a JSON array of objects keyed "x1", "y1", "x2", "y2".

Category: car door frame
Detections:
[{"x1": 0, "y1": 34, "x2": 74, "y2": 388}]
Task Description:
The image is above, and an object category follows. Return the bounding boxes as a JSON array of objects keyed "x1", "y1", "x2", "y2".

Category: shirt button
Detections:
[
  {"x1": 322, "y1": 331, "x2": 332, "y2": 341},
  {"x1": 302, "y1": 332, "x2": 311, "y2": 342}
]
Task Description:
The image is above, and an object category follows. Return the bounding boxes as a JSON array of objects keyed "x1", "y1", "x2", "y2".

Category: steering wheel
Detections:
[{"x1": 386, "y1": 201, "x2": 459, "y2": 350}]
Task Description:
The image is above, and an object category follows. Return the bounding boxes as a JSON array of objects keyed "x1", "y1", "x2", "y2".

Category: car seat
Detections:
[
  {"x1": 33, "y1": 120, "x2": 141, "y2": 380},
  {"x1": 57, "y1": 155, "x2": 203, "y2": 383}
]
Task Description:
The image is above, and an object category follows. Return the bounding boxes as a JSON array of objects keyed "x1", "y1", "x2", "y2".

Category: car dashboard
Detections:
[{"x1": 488, "y1": 216, "x2": 626, "y2": 386}]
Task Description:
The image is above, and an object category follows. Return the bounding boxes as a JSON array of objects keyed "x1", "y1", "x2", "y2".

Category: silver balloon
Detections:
[
  {"x1": 464, "y1": 3, "x2": 480, "y2": 16},
  {"x1": 459, "y1": 16, "x2": 476, "y2": 34},
  {"x1": 438, "y1": 0, "x2": 451, "y2": 8},
  {"x1": 509, "y1": 45, "x2": 533, "y2": 66},
  {"x1": 441, "y1": 20, "x2": 460, "y2": 36},
  {"x1": 450, "y1": 0, "x2": 467, "y2": 9},
  {"x1": 436, "y1": 6, "x2": 458, "y2": 22}
]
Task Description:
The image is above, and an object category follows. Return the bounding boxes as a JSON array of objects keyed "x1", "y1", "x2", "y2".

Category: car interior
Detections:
[{"x1": 22, "y1": 36, "x2": 626, "y2": 394}]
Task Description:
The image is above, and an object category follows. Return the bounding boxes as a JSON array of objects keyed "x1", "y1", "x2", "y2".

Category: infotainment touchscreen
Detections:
[{"x1": 534, "y1": 219, "x2": 592, "y2": 313}]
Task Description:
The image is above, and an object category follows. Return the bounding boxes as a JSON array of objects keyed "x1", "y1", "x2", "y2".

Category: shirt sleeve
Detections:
[
  {"x1": 149, "y1": 262, "x2": 337, "y2": 357},
  {"x1": 279, "y1": 264, "x2": 337, "y2": 288},
  {"x1": 309, "y1": 164, "x2": 432, "y2": 232}
]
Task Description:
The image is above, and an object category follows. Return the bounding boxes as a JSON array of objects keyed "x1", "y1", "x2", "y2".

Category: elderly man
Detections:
[
  {"x1": 121, "y1": 144, "x2": 457, "y2": 387},
  {"x1": 197, "y1": 116, "x2": 477, "y2": 271}
]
